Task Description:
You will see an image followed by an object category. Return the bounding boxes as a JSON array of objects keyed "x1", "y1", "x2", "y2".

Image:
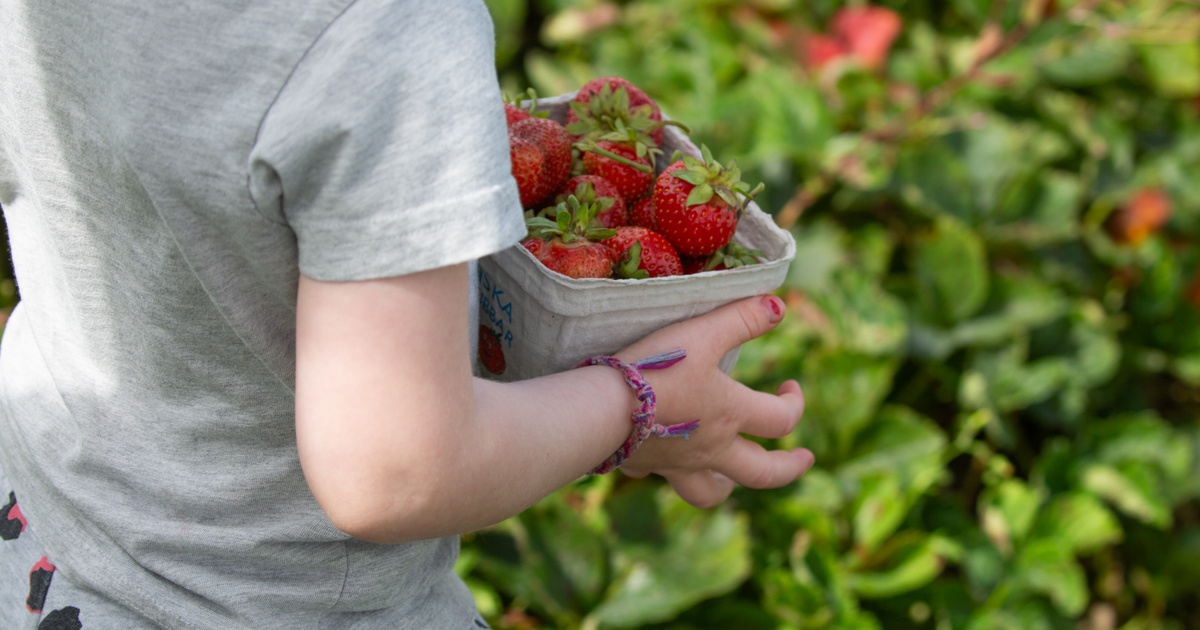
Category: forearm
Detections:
[
  {"x1": 381, "y1": 369, "x2": 634, "y2": 541},
  {"x1": 299, "y1": 357, "x2": 635, "y2": 544}
]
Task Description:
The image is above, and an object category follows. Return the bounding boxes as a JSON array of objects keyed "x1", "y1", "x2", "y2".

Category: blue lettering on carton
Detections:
[{"x1": 478, "y1": 269, "x2": 516, "y2": 349}]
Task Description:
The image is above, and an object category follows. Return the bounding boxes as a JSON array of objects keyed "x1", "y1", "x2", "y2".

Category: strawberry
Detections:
[
  {"x1": 681, "y1": 242, "x2": 765, "y2": 274},
  {"x1": 653, "y1": 146, "x2": 764, "y2": 257},
  {"x1": 524, "y1": 194, "x2": 617, "y2": 279},
  {"x1": 504, "y1": 102, "x2": 530, "y2": 127},
  {"x1": 830, "y1": 6, "x2": 902, "y2": 71},
  {"x1": 559, "y1": 175, "x2": 626, "y2": 229},
  {"x1": 509, "y1": 117, "x2": 572, "y2": 208},
  {"x1": 603, "y1": 226, "x2": 682, "y2": 279},
  {"x1": 629, "y1": 195, "x2": 656, "y2": 230},
  {"x1": 1108, "y1": 187, "x2": 1172, "y2": 245},
  {"x1": 565, "y1": 77, "x2": 669, "y2": 147},
  {"x1": 579, "y1": 140, "x2": 656, "y2": 202},
  {"x1": 478, "y1": 325, "x2": 506, "y2": 374}
]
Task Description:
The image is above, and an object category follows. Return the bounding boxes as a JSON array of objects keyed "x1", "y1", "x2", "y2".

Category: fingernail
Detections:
[{"x1": 762, "y1": 295, "x2": 785, "y2": 322}]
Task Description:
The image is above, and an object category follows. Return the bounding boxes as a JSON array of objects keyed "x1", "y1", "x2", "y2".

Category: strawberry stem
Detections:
[{"x1": 577, "y1": 142, "x2": 654, "y2": 174}]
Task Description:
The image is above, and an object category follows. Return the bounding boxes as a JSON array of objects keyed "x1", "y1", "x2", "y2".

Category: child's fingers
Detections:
[
  {"x1": 727, "y1": 379, "x2": 805, "y2": 439},
  {"x1": 713, "y1": 438, "x2": 815, "y2": 490},
  {"x1": 665, "y1": 470, "x2": 736, "y2": 510}
]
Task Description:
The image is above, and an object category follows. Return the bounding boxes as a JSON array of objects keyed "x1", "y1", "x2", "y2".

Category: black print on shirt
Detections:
[
  {"x1": 1, "y1": 491, "x2": 26, "y2": 540},
  {"x1": 39, "y1": 606, "x2": 82, "y2": 630},
  {"x1": 26, "y1": 556, "x2": 55, "y2": 614}
]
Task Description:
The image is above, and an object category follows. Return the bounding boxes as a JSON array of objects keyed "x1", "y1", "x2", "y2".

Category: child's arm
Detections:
[{"x1": 294, "y1": 262, "x2": 812, "y2": 544}]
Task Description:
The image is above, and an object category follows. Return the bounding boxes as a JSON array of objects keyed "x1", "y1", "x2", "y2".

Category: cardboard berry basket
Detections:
[{"x1": 477, "y1": 92, "x2": 796, "y2": 382}]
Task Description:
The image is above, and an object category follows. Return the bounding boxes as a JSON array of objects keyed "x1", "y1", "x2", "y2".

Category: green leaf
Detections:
[
  {"x1": 1138, "y1": 41, "x2": 1200, "y2": 98},
  {"x1": 1026, "y1": 492, "x2": 1122, "y2": 555},
  {"x1": 911, "y1": 216, "x2": 990, "y2": 325},
  {"x1": 1009, "y1": 539, "x2": 1089, "y2": 617},
  {"x1": 810, "y1": 267, "x2": 909, "y2": 356},
  {"x1": 587, "y1": 490, "x2": 752, "y2": 629},
  {"x1": 851, "y1": 473, "x2": 907, "y2": 553},
  {"x1": 847, "y1": 534, "x2": 957, "y2": 599},
  {"x1": 894, "y1": 141, "x2": 976, "y2": 221},
  {"x1": 839, "y1": 406, "x2": 947, "y2": 487},
  {"x1": 802, "y1": 352, "x2": 899, "y2": 458},
  {"x1": 1081, "y1": 462, "x2": 1173, "y2": 528},
  {"x1": 686, "y1": 183, "x2": 715, "y2": 206},
  {"x1": 1041, "y1": 37, "x2": 1133, "y2": 87},
  {"x1": 979, "y1": 479, "x2": 1045, "y2": 555}
]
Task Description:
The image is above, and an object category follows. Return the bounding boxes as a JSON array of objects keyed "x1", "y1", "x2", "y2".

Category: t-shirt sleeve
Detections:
[{"x1": 248, "y1": 0, "x2": 526, "y2": 282}]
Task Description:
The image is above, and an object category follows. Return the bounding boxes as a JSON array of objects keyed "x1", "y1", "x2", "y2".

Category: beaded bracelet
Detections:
[{"x1": 576, "y1": 348, "x2": 700, "y2": 475}]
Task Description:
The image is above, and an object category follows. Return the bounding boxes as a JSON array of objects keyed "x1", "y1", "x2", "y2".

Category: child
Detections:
[{"x1": 0, "y1": 0, "x2": 813, "y2": 627}]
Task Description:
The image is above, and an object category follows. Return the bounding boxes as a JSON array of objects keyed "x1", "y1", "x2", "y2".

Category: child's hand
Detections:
[{"x1": 615, "y1": 295, "x2": 814, "y2": 508}]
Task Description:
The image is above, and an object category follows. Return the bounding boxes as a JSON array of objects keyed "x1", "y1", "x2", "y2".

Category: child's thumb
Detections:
[{"x1": 701, "y1": 294, "x2": 786, "y2": 355}]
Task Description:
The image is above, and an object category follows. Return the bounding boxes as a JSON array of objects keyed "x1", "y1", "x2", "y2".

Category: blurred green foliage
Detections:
[{"x1": 464, "y1": 0, "x2": 1200, "y2": 628}]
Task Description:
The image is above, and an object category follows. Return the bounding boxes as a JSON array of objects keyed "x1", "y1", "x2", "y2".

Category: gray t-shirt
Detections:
[{"x1": 0, "y1": 0, "x2": 525, "y2": 627}]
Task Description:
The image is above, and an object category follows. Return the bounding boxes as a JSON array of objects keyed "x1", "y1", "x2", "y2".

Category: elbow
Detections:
[
  {"x1": 314, "y1": 480, "x2": 437, "y2": 544},
  {"x1": 300, "y1": 453, "x2": 441, "y2": 544}
]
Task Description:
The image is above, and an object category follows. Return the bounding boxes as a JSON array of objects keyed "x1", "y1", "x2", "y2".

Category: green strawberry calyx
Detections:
[
  {"x1": 524, "y1": 190, "x2": 616, "y2": 244},
  {"x1": 669, "y1": 145, "x2": 765, "y2": 213},
  {"x1": 614, "y1": 241, "x2": 651, "y2": 280},
  {"x1": 702, "y1": 242, "x2": 765, "y2": 271},
  {"x1": 565, "y1": 83, "x2": 689, "y2": 147},
  {"x1": 503, "y1": 87, "x2": 550, "y2": 118}
]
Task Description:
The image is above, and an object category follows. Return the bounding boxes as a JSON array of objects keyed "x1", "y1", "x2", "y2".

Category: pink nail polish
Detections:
[{"x1": 763, "y1": 295, "x2": 785, "y2": 321}]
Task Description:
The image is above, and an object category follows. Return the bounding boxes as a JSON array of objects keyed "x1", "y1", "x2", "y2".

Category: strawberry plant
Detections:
[{"x1": 470, "y1": 0, "x2": 1200, "y2": 628}]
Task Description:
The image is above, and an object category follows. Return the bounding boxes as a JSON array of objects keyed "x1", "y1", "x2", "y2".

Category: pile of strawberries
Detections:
[{"x1": 507, "y1": 77, "x2": 766, "y2": 279}]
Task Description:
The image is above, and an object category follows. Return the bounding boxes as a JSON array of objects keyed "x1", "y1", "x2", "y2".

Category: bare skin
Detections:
[{"x1": 295, "y1": 262, "x2": 812, "y2": 544}]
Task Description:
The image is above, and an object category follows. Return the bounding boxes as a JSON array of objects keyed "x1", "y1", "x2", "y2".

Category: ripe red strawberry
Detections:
[
  {"x1": 830, "y1": 6, "x2": 902, "y2": 71},
  {"x1": 524, "y1": 193, "x2": 617, "y2": 279},
  {"x1": 560, "y1": 175, "x2": 626, "y2": 229},
  {"x1": 1108, "y1": 187, "x2": 1172, "y2": 245},
  {"x1": 580, "y1": 140, "x2": 655, "y2": 202},
  {"x1": 509, "y1": 117, "x2": 572, "y2": 208},
  {"x1": 629, "y1": 195, "x2": 656, "y2": 230},
  {"x1": 680, "y1": 243, "x2": 765, "y2": 274},
  {"x1": 653, "y1": 146, "x2": 764, "y2": 257},
  {"x1": 478, "y1": 325, "x2": 506, "y2": 374},
  {"x1": 602, "y1": 226, "x2": 682, "y2": 278},
  {"x1": 565, "y1": 77, "x2": 668, "y2": 147},
  {"x1": 504, "y1": 102, "x2": 530, "y2": 126},
  {"x1": 537, "y1": 239, "x2": 612, "y2": 278}
]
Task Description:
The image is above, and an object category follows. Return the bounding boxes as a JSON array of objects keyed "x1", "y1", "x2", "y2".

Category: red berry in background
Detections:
[
  {"x1": 581, "y1": 141, "x2": 655, "y2": 202},
  {"x1": 831, "y1": 5, "x2": 902, "y2": 71},
  {"x1": 478, "y1": 325, "x2": 506, "y2": 374},
  {"x1": 602, "y1": 226, "x2": 683, "y2": 278},
  {"x1": 560, "y1": 175, "x2": 627, "y2": 228},
  {"x1": 653, "y1": 147, "x2": 764, "y2": 257},
  {"x1": 509, "y1": 117, "x2": 572, "y2": 208},
  {"x1": 1107, "y1": 187, "x2": 1172, "y2": 245},
  {"x1": 802, "y1": 32, "x2": 848, "y2": 72},
  {"x1": 629, "y1": 195, "x2": 657, "y2": 230}
]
